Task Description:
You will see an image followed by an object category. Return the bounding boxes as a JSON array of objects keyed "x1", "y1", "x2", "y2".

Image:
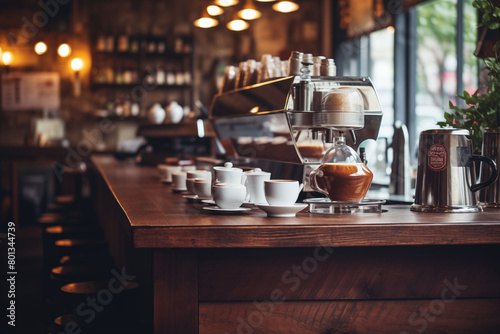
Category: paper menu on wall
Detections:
[{"x1": 1, "y1": 72, "x2": 60, "y2": 111}]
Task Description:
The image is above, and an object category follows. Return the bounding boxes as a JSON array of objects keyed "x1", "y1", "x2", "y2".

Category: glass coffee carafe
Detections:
[{"x1": 310, "y1": 135, "x2": 373, "y2": 203}]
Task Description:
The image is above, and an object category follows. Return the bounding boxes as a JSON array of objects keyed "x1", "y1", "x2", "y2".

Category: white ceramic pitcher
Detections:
[{"x1": 244, "y1": 168, "x2": 271, "y2": 204}]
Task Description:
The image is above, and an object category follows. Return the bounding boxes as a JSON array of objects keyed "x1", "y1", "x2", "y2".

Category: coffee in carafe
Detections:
[
  {"x1": 314, "y1": 163, "x2": 373, "y2": 202},
  {"x1": 310, "y1": 136, "x2": 373, "y2": 202}
]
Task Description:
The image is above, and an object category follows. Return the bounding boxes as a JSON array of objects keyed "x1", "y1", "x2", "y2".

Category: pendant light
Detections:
[
  {"x1": 227, "y1": 16, "x2": 250, "y2": 31},
  {"x1": 207, "y1": 4, "x2": 224, "y2": 16},
  {"x1": 215, "y1": 0, "x2": 238, "y2": 6},
  {"x1": 272, "y1": 1, "x2": 299, "y2": 13},
  {"x1": 194, "y1": 7, "x2": 219, "y2": 28},
  {"x1": 237, "y1": 0, "x2": 262, "y2": 20}
]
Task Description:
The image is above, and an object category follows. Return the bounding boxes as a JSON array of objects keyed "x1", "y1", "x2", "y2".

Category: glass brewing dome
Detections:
[{"x1": 321, "y1": 136, "x2": 363, "y2": 165}]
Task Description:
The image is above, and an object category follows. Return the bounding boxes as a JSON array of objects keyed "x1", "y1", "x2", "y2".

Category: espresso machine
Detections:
[{"x1": 209, "y1": 64, "x2": 384, "y2": 211}]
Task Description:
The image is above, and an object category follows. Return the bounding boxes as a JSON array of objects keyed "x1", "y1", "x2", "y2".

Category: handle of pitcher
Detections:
[
  {"x1": 309, "y1": 169, "x2": 329, "y2": 197},
  {"x1": 469, "y1": 155, "x2": 499, "y2": 193}
]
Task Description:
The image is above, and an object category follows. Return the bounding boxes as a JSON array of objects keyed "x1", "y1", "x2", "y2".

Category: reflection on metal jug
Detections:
[
  {"x1": 411, "y1": 129, "x2": 498, "y2": 213},
  {"x1": 479, "y1": 128, "x2": 500, "y2": 207}
]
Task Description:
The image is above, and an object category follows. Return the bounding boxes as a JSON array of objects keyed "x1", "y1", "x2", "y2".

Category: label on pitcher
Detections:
[{"x1": 428, "y1": 144, "x2": 447, "y2": 171}]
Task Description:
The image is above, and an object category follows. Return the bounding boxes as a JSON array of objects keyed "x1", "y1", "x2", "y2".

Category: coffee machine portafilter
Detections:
[{"x1": 209, "y1": 68, "x2": 384, "y2": 193}]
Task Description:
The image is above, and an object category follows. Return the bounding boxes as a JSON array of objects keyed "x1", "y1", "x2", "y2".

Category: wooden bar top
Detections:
[{"x1": 91, "y1": 155, "x2": 500, "y2": 248}]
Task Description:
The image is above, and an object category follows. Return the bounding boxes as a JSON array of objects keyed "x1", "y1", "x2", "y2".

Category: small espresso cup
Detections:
[
  {"x1": 194, "y1": 178, "x2": 212, "y2": 199},
  {"x1": 187, "y1": 170, "x2": 212, "y2": 180},
  {"x1": 264, "y1": 180, "x2": 304, "y2": 206},
  {"x1": 212, "y1": 183, "x2": 246, "y2": 209},
  {"x1": 186, "y1": 178, "x2": 197, "y2": 195},
  {"x1": 158, "y1": 164, "x2": 182, "y2": 182},
  {"x1": 182, "y1": 165, "x2": 197, "y2": 172},
  {"x1": 172, "y1": 172, "x2": 187, "y2": 191}
]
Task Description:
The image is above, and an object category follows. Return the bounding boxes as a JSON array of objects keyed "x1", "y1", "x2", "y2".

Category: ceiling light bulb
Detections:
[
  {"x1": 71, "y1": 58, "x2": 83, "y2": 71},
  {"x1": 207, "y1": 5, "x2": 224, "y2": 16},
  {"x1": 35, "y1": 42, "x2": 47, "y2": 55},
  {"x1": 215, "y1": 0, "x2": 238, "y2": 7},
  {"x1": 58, "y1": 43, "x2": 71, "y2": 57},
  {"x1": 238, "y1": 0, "x2": 262, "y2": 20},
  {"x1": 2, "y1": 51, "x2": 13, "y2": 66},
  {"x1": 194, "y1": 17, "x2": 219, "y2": 28},
  {"x1": 227, "y1": 19, "x2": 250, "y2": 31},
  {"x1": 238, "y1": 8, "x2": 261, "y2": 20},
  {"x1": 272, "y1": 1, "x2": 299, "y2": 13}
]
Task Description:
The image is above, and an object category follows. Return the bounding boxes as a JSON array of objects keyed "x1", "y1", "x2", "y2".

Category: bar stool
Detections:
[
  {"x1": 43, "y1": 227, "x2": 105, "y2": 280},
  {"x1": 51, "y1": 265, "x2": 112, "y2": 284},
  {"x1": 44, "y1": 265, "x2": 113, "y2": 326},
  {"x1": 54, "y1": 238, "x2": 108, "y2": 257},
  {"x1": 59, "y1": 279, "x2": 141, "y2": 333},
  {"x1": 38, "y1": 213, "x2": 80, "y2": 226}
]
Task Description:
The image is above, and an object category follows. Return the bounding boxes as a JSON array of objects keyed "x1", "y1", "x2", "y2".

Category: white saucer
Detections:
[
  {"x1": 256, "y1": 203, "x2": 308, "y2": 217},
  {"x1": 201, "y1": 199, "x2": 253, "y2": 207},
  {"x1": 172, "y1": 187, "x2": 187, "y2": 193},
  {"x1": 182, "y1": 194, "x2": 199, "y2": 200},
  {"x1": 183, "y1": 194, "x2": 213, "y2": 201},
  {"x1": 202, "y1": 206, "x2": 252, "y2": 213}
]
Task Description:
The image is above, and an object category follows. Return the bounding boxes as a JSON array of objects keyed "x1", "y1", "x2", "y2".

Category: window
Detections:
[
  {"x1": 415, "y1": 0, "x2": 478, "y2": 139},
  {"x1": 334, "y1": 0, "x2": 479, "y2": 187}
]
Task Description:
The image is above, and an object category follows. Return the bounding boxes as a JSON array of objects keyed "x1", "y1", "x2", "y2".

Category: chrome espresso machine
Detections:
[{"x1": 208, "y1": 66, "x2": 384, "y2": 197}]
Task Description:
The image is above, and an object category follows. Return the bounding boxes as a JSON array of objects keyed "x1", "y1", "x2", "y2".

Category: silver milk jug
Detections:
[
  {"x1": 411, "y1": 129, "x2": 498, "y2": 213},
  {"x1": 479, "y1": 128, "x2": 500, "y2": 207}
]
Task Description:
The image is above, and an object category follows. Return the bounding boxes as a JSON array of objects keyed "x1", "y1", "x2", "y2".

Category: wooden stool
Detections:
[
  {"x1": 51, "y1": 265, "x2": 112, "y2": 285},
  {"x1": 60, "y1": 279, "x2": 141, "y2": 333},
  {"x1": 51, "y1": 313, "x2": 138, "y2": 334},
  {"x1": 58, "y1": 253, "x2": 114, "y2": 267},
  {"x1": 43, "y1": 228, "x2": 105, "y2": 278},
  {"x1": 55, "y1": 194, "x2": 76, "y2": 205},
  {"x1": 45, "y1": 265, "x2": 113, "y2": 309},
  {"x1": 54, "y1": 238, "x2": 108, "y2": 258},
  {"x1": 38, "y1": 212, "x2": 80, "y2": 226}
]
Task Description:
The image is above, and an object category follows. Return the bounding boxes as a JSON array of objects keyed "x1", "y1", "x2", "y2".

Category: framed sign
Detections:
[{"x1": 1, "y1": 72, "x2": 60, "y2": 111}]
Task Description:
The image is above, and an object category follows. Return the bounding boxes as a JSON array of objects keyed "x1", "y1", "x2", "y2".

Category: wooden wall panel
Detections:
[
  {"x1": 199, "y1": 245, "x2": 500, "y2": 301},
  {"x1": 199, "y1": 299, "x2": 500, "y2": 334}
]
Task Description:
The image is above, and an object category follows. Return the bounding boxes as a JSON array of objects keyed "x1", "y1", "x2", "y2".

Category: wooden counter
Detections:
[{"x1": 91, "y1": 155, "x2": 500, "y2": 334}]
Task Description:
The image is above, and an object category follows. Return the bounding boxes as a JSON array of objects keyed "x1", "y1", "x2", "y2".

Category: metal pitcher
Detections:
[
  {"x1": 411, "y1": 129, "x2": 498, "y2": 213},
  {"x1": 479, "y1": 128, "x2": 500, "y2": 207}
]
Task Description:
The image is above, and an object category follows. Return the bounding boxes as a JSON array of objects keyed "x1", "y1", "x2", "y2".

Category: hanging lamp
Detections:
[
  {"x1": 272, "y1": 1, "x2": 299, "y2": 13},
  {"x1": 237, "y1": 0, "x2": 262, "y2": 20}
]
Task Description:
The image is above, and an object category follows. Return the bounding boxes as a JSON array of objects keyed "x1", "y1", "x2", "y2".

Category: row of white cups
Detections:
[{"x1": 158, "y1": 162, "x2": 307, "y2": 217}]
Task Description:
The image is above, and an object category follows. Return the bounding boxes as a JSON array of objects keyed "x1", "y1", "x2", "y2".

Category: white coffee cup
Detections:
[
  {"x1": 264, "y1": 180, "x2": 304, "y2": 206},
  {"x1": 186, "y1": 178, "x2": 197, "y2": 195},
  {"x1": 182, "y1": 165, "x2": 197, "y2": 172},
  {"x1": 212, "y1": 183, "x2": 246, "y2": 209},
  {"x1": 187, "y1": 170, "x2": 212, "y2": 180},
  {"x1": 158, "y1": 164, "x2": 182, "y2": 182},
  {"x1": 194, "y1": 178, "x2": 212, "y2": 199},
  {"x1": 172, "y1": 172, "x2": 187, "y2": 191},
  {"x1": 245, "y1": 168, "x2": 271, "y2": 204}
]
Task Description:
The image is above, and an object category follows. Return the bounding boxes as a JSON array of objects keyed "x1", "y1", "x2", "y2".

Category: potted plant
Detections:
[{"x1": 437, "y1": 0, "x2": 500, "y2": 153}]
